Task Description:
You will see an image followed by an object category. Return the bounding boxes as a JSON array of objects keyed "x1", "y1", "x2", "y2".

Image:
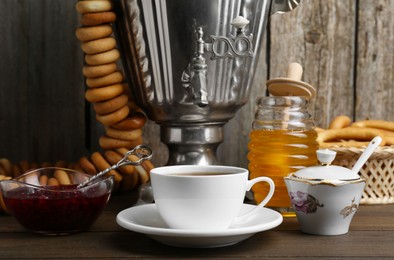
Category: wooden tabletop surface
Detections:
[{"x1": 1, "y1": 192, "x2": 393, "y2": 259}]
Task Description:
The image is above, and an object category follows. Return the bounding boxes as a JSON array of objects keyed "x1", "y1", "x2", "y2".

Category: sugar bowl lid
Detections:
[
  {"x1": 293, "y1": 136, "x2": 382, "y2": 182},
  {"x1": 293, "y1": 149, "x2": 360, "y2": 181}
]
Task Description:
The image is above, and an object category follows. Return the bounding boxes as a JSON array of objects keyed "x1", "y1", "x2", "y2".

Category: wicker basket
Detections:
[{"x1": 331, "y1": 145, "x2": 394, "y2": 204}]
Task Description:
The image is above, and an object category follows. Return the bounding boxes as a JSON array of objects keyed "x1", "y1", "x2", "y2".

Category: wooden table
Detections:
[{"x1": 1, "y1": 192, "x2": 393, "y2": 259}]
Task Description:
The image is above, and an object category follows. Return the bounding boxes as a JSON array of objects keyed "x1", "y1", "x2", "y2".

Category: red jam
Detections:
[{"x1": 3, "y1": 184, "x2": 110, "y2": 234}]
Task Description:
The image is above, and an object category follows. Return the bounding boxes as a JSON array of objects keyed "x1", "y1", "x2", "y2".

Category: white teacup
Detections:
[{"x1": 150, "y1": 165, "x2": 275, "y2": 230}]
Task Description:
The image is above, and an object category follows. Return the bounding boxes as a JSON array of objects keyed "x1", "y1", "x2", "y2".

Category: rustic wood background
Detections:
[{"x1": 0, "y1": 0, "x2": 393, "y2": 169}]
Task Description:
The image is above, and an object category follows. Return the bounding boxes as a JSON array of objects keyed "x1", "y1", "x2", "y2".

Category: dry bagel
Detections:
[
  {"x1": 329, "y1": 115, "x2": 352, "y2": 129},
  {"x1": 85, "y1": 49, "x2": 120, "y2": 65},
  {"x1": 85, "y1": 83, "x2": 124, "y2": 103},
  {"x1": 105, "y1": 127, "x2": 142, "y2": 141},
  {"x1": 81, "y1": 11, "x2": 116, "y2": 26},
  {"x1": 78, "y1": 156, "x2": 98, "y2": 175},
  {"x1": 75, "y1": 24, "x2": 113, "y2": 42},
  {"x1": 90, "y1": 152, "x2": 123, "y2": 182},
  {"x1": 86, "y1": 71, "x2": 123, "y2": 88},
  {"x1": 95, "y1": 105, "x2": 130, "y2": 126},
  {"x1": 76, "y1": 1, "x2": 113, "y2": 14},
  {"x1": 93, "y1": 94, "x2": 129, "y2": 115},
  {"x1": 99, "y1": 135, "x2": 143, "y2": 150},
  {"x1": 81, "y1": 37, "x2": 117, "y2": 55},
  {"x1": 317, "y1": 127, "x2": 386, "y2": 148},
  {"x1": 83, "y1": 63, "x2": 117, "y2": 78},
  {"x1": 352, "y1": 120, "x2": 394, "y2": 132},
  {"x1": 111, "y1": 114, "x2": 146, "y2": 130}
]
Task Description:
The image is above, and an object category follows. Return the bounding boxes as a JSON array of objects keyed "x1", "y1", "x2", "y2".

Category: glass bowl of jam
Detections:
[{"x1": 0, "y1": 167, "x2": 114, "y2": 235}]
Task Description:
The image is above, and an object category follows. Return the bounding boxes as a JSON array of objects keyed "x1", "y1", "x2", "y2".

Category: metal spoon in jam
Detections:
[{"x1": 77, "y1": 145, "x2": 153, "y2": 188}]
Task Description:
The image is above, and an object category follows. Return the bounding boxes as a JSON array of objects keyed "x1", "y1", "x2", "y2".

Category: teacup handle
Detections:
[{"x1": 234, "y1": 176, "x2": 275, "y2": 223}]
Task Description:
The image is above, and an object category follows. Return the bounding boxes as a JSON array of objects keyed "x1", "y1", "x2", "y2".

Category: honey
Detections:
[
  {"x1": 247, "y1": 96, "x2": 318, "y2": 216},
  {"x1": 248, "y1": 129, "x2": 318, "y2": 214}
]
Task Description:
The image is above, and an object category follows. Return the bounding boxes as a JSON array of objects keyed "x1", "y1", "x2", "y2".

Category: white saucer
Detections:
[{"x1": 116, "y1": 203, "x2": 283, "y2": 248}]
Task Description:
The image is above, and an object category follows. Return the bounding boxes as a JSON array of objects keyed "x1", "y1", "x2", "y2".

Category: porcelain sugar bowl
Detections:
[{"x1": 284, "y1": 137, "x2": 382, "y2": 235}]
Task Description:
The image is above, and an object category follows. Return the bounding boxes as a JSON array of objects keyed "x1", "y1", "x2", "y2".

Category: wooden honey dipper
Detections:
[{"x1": 266, "y1": 62, "x2": 316, "y2": 99}]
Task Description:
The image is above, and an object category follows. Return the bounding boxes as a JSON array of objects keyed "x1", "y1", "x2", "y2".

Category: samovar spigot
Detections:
[
  {"x1": 181, "y1": 28, "x2": 209, "y2": 107},
  {"x1": 182, "y1": 16, "x2": 254, "y2": 107}
]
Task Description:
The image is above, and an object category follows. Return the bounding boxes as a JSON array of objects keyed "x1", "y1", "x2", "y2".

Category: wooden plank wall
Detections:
[
  {"x1": 0, "y1": 0, "x2": 393, "y2": 169},
  {"x1": 0, "y1": 0, "x2": 89, "y2": 164}
]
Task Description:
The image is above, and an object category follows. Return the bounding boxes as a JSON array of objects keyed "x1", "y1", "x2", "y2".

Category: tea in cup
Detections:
[{"x1": 150, "y1": 165, "x2": 275, "y2": 230}]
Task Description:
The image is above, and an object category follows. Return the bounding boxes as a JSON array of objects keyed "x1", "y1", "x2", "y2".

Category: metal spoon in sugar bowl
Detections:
[{"x1": 77, "y1": 145, "x2": 153, "y2": 188}]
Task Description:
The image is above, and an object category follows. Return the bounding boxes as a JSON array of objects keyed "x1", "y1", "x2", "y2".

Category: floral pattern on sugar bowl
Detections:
[
  {"x1": 289, "y1": 190, "x2": 358, "y2": 219},
  {"x1": 289, "y1": 191, "x2": 323, "y2": 214},
  {"x1": 340, "y1": 197, "x2": 358, "y2": 218}
]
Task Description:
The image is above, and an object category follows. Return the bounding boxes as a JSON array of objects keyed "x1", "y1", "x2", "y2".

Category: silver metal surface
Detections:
[{"x1": 114, "y1": 0, "x2": 300, "y2": 165}]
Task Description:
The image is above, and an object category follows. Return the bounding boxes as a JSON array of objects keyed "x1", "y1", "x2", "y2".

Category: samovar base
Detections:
[{"x1": 160, "y1": 124, "x2": 224, "y2": 165}]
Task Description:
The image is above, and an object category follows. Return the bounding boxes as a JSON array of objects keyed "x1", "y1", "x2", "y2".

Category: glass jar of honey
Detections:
[{"x1": 247, "y1": 96, "x2": 318, "y2": 217}]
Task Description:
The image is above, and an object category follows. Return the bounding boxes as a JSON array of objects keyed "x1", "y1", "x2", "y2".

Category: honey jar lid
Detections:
[{"x1": 267, "y1": 63, "x2": 316, "y2": 99}]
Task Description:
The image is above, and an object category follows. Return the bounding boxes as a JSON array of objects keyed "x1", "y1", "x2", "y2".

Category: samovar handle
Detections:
[{"x1": 270, "y1": 0, "x2": 301, "y2": 15}]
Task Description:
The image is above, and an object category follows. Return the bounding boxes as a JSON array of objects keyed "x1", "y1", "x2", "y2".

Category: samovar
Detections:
[{"x1": 113, "y1": 0, "x2": 300, "y2": 165}]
